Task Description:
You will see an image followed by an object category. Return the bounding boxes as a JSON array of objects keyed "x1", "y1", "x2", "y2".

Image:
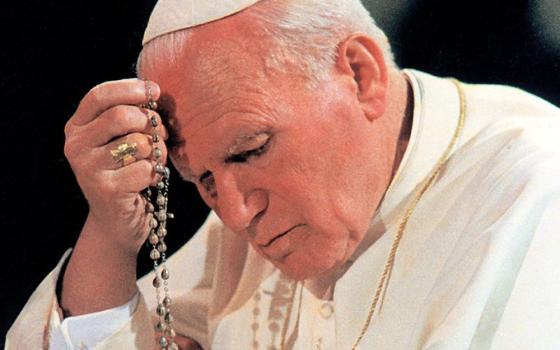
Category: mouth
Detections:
[
  {"x1": 258, "y1": 224, "x2": 305, "y2": 260},
  {"x1": 261, "y1": 224, "x2": 303, "y2": 248}
]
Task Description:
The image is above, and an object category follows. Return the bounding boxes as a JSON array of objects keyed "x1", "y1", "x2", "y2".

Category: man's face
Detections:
[{"x1": 141, "y1": 23, "x2": 393, "y2": 280}]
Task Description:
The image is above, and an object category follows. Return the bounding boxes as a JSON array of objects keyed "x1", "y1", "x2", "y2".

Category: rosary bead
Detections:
[
  {"x1": 149, "y1": 233, "x2": 159, "y2": 245},
  {"x1": 164, "y1": 167, "x2": 171, "y2": 178},
  {"x1": 150, "y1": 115, "x2": 159, "y2": 128},
  {"x1": 157, "y1": 194, "x2": 166, "y2": 206},
  {"x1": 145, "y1": 202, "x2": 155, "y2": 213},
  {"x1": 157, "y1": 226, "x2": 168, "y2": 237},
  {"x1": 155, "y1": 321, "x2": 165, "y2": 332},
  {"x1": 157, "y1": 304, "x2": 166, "y2": 316},
  {"x1": 153, "y1": 147, "x2": 163, "y2": 159},
  {"x1": 149, "y1": 217, "x2": 158, "y2": 229},
  {"x1": 157, "y1": 181, "x2": 165, "y2": 190},
  {"x1": 159, "y1": 336, "x2": 168, "y2": 348},
  {"x1": 157, "y1": 210, "x2": 167, "y2": 222},
  {"x1": 157, "y1": 242, "x2": 168, "y2": 254},
  {"x1": 144, "y1": 188, "x2": 152, "y2": 197},
  {"x1": 150, "y1": 248, "x2": 161, "y2": 260},
  {"x1": 166, "y1": 328, "x2": 176, "y2": 338},
  {"x1": 164, "y1": 312, "x2": 174, "y2": 324},
  {"x1": 161, "y1": 268, "x2": 170, "y2": 280},
  {"x1": 155, "y1": 164, "x2": 165, "y2": 174},
  {"x1": 169, "y1": 342, "x2": 179, "y2": 350},
  {"x1": 163, "y1": 296, "x2": 172, "y2": 307},
  {"x1": 148, "y1": 100, "x2": 158, "y2": 110},
  {"x1": 153, "y1": 276, "x2": 161, "y2": 288},
  {"x1": 167, "y1": 213, "x2": 175, "y2": 219}
]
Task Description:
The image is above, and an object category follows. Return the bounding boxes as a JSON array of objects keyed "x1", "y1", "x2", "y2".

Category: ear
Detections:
[{"x1": 336, "y1": 34, "x2": 389, "y2": 121}]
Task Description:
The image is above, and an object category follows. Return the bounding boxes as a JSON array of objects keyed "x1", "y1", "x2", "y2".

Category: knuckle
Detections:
[
  {"x1": 99, "y1": 178, "x2": 117, "y2": 196},
  {"x1": 88, "y1": 84, "x2": 105, "y2": 105},
  {"x1": 113, "y1": 106, "x2": 137, "y2": 130},
  {"x1": 64, "y1": 119, "x2": 74, "y2": 138},
  {"x1": 63, "y1": 138, "x2": 77, "y2": 160}
]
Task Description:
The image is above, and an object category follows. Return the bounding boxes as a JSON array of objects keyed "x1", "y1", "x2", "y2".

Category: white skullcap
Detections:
[{"x1": 143, "y1": 0, "x2": 263, "y2": 45}]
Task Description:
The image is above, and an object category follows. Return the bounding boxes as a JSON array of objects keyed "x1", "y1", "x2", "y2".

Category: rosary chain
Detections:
[
  {"x1": 143, "y1": 80, "x2": 178, "y2": 350},
  {"x1": 350, "y1": 79, "x2": 466, "y2": 349}
]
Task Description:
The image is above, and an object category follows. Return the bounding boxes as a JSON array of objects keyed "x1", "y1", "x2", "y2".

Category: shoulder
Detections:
[
  {"x1": 460, "y1": 82, "x2": 560, "y2": 145},
  {"x1": 450, "y1": 81, "x2": 560, "y2": 179}
]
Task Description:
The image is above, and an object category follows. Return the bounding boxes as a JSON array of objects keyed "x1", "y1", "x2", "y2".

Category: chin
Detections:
[{"x1": 274, "y1": 252, "x2": 339, "y2": 281}]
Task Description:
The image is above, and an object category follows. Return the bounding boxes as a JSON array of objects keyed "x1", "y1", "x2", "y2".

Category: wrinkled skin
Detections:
[{"x1": 138, "y1": 14, "x2": 404, "y2": 283}]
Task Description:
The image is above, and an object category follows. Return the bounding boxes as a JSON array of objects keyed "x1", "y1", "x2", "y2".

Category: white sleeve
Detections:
[{"x1": 48, "y1": 293, "x2": 139, "y2": 350}]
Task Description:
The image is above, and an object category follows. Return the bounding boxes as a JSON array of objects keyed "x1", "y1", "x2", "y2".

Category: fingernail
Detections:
[{"x1": 143, "y1": 79, "x2": 160, "y2": 101}]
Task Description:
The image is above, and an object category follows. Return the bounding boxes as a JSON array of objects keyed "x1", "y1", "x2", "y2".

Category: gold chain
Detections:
[
  {"x1": 274, "y1": 80, "x2": 465, "y2": 350},
  {"x1": 350, "y1": 79, "x2": 466, "y2": 349}
]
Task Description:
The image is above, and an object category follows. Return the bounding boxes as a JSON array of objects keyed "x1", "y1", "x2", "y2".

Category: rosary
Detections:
[{"x1": 142, "y1": 80, "x2": 179, "y2": 350}]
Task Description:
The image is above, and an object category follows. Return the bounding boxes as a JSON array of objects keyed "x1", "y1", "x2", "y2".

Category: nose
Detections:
[{"x1": 212, "y1": 170, "x2": 267, "y2": 233}]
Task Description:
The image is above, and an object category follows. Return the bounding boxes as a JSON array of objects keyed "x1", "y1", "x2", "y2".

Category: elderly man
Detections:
[{"x1": 7, "y1": 0, "x2": 560, "y2": 349}]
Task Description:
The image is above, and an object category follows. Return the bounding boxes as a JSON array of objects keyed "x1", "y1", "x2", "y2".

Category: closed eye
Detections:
[{"x1": 226, "y1": 139, "x2": 270, "y2": 164}]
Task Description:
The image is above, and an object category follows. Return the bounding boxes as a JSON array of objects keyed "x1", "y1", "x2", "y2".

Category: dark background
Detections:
[{"x1": 1, "y1": 0, "x2": 558, "y2": 342}]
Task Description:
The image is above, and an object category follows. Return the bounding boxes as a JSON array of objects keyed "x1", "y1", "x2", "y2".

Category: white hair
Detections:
[{"x1": 138, "y1": 0, "x2": 396, "y2": 87}]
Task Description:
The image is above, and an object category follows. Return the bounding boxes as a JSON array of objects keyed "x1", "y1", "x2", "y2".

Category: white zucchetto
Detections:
[{"x1": 143, "y1": 0, "x2": 263, "y2": 45}]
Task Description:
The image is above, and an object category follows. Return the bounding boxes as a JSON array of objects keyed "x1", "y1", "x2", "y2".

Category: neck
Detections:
[
  {"x1": 304, "y1": 69, "x2": 414, "y2": 301},
  {"x1": 386, "y1": 69, "x2": 414, "y2": 179}
]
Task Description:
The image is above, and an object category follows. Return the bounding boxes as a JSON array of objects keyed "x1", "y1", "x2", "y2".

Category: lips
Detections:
[{"x1": 258, "y1": 224, "x2": 304, "y2": 260}]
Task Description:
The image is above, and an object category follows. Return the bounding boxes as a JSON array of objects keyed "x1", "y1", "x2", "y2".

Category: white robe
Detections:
[{"x1": 7, "y1": 70, "x2": 560, "y2": 349}]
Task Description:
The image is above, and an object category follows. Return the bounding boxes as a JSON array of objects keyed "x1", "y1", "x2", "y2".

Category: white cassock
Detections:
[{"x1": 7, "y1": 70, "x2": 560, "y2": 350}]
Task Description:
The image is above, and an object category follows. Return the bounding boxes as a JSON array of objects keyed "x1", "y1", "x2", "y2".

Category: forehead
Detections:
[{"x1": 140, "y1": 21, "x2": 311, "y2": 138}]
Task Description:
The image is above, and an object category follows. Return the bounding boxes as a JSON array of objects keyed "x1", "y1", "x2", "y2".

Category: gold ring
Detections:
[
  {"x1": 110, "y1": 142, "x2": 138, "y2": 165},
  {"x1": 121, "y1": 154, "x2": 136, "y2": 166}
]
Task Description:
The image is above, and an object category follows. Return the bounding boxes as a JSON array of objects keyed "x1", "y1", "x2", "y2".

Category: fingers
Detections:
[
  {"x1": 111, "y1": 159, "x2": 161, "y2": 193},
  {"x1": 97, "y1": 132, "x2": 168, "y2": 170},
  {"x1": 71, "y1": 106, "x2": 168, "y2": 148},
  {"x1": 71, "y1": 79, "x2": 160, "y2": 126}
]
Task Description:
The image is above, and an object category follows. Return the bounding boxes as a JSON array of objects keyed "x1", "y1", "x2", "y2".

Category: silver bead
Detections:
[
  {"x1": 159, "y1": 336, "x2": 168, "y2": 348},
  {"x1": 157, "y1": 226, "x2": 167, "y2": 237},
  {"x1": 163, "y1": 296, "x2": 172, "y2": 307},
  {"x1": 157, "y1": 304, "x2": 166, "y2": 316},
  {"x1": 164, "y1": 312, "x2": 173, "y2": 324},
  {"x1": 157, "y1": 242, "x2": 168, "y2": 253},
  {"x1": 144, "y1": 188, "x2": 152, "y2": 197},
  {"x1": 145, "y1": 202, "x2": 155, "y2": 213},
  {"x1": 164, "y1": 167, "x2": 171, "y2": 178},
  {"x1": 150, "y1": 115, "x2": 158, "y2": 128},
  {"x1": 148, "y1": 100, "x2": 158, "y2": 110},
  {"x1": 157, "y1": 194, "x2": 166, "y2": 206},
  {"x1": 149, "y1": 217, "x2": 158, "y2": 229},
  {"x1": 166, "y1": 328, "x2": 176, "y2": 338},
  {"x1": 150, "y1": 248, "x2": 161, "y2": 260},
  {"x1": 155, "y1": 164, "x2": 165, "y2": 174},
  {"x1": 157, "y1": 181, "x2": 165, "y2": 190},
  {"x1": 157, "y1": 210, "x2": 167, "y2": 222},
  {"x1": 155, "y1": 321, "x2": 165, "y2": 332},
  {"x1": 169, "y1": 341, "x2": 179, "y2": 350},
  {"x1": 149, "y1": 233, "x2": 159, "y2": 245},
  {"x1": 167, "y1": 213, "x2": 175, "y2": 219},
  {"x1": 153, "y1": 147, "x2": 163, "y2": 159},
  {"x1": 153, "y1": 276, "x2": 161, "y2": 288},
  {"x1": 161, "y1": 268, "x2": 170, "y2": 280}
]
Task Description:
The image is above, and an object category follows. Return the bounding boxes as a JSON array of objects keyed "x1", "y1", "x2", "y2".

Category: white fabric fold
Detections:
[{"x1": 48, "y1": 293, "x2": 139, "y2": 350}]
